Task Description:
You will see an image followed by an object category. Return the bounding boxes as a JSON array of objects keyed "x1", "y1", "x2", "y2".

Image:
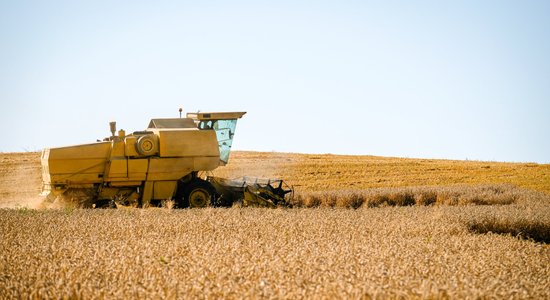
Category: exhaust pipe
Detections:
[{"x1": 109, "y1": 121, "x2": 116, "y2": 137}]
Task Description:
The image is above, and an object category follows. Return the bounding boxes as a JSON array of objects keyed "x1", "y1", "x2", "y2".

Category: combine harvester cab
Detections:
[{"x1": 41, "y1": 111, "x2": 292, "y2": 208}]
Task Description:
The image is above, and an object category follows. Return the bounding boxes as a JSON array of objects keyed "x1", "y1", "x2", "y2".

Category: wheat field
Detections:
[{"x1": 0, "y1": 151, "x2": 549, "y2": 298}]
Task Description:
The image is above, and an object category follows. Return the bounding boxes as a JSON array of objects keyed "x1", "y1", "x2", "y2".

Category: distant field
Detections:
[
  {"x1": 0, "y1": 151, "x2": 549, "y2": 298},
  {"x1": 216, "y1": 151, "x2": 550, "y2": 194}
]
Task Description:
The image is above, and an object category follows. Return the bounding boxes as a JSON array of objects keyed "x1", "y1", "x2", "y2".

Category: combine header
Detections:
[
  {"x1": 41, "y1": 111, "x2": 293, "y2": 208},
  {"x1": 208, "y1": 177, "x2": 293, "y2": 208}
]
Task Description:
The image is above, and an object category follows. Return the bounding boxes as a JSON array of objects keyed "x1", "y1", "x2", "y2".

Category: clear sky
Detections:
[{"x1": 1, "y1": 1, "x2": 549, "y2": 163}]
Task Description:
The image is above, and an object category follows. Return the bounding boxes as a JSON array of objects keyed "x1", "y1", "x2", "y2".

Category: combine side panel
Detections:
[
  {"x1": 45, "y1": 142, "x2": 111, "y2": 186},
  {"x1": 41, "y1": 149, "x2": 51, "y2": 185},
  {"x1": 153, "y1": 181, "x2": 178, "y2": 199},
  {"x1": 128, "y1": 159, "x2": 148, "y2": 181},
  {"x1": 153, "y1": 129, "x2": 220, "y2": 158},
  {"x1": 147, "y1": 158, "x2": 194, "y2": 181}
]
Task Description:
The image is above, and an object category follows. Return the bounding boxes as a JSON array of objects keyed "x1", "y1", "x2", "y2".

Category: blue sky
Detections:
[{"x1": 1, "y1": 1, "x2": 549, "y2": 163}]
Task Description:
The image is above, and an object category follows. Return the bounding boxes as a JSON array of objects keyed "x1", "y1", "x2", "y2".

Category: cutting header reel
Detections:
[{"x1": 208, "y1": 176, "x2": 294, "y2": 208}]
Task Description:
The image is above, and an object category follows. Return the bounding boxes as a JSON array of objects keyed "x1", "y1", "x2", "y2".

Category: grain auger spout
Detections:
[{"x1": 208, "y1": 176, "x2": 294, "y2": 208}]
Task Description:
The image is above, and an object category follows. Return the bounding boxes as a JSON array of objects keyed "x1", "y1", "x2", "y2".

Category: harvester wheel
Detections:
[{"x1": 183, "y1": 180, "x2": 215, "y2": 208}]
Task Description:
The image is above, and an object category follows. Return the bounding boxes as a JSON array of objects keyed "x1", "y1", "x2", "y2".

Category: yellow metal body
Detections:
[{"x1": 41, "y1": 112, "x2": 246, "y2": 206}]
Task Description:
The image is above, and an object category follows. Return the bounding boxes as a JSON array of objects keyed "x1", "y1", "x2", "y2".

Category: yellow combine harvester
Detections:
[{"x1": 41, "y1": 111, "x2": 293, "y2": 208}]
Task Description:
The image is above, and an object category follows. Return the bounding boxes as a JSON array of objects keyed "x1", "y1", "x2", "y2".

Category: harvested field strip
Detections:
[{"x1": 216, "y1": 152, "x2": 550, "y2": 194}]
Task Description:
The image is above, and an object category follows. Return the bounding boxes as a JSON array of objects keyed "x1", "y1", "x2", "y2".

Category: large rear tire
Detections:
[{"x1": 181, "y1": 180, "x2": 216, "y2": 208}]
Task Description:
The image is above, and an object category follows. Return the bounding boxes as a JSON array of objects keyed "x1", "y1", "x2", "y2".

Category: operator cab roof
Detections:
[
  {"x1": 148, "y1": 112, "x2": 246, "y2": 129},
  {"x1": 187, "y1": 112, "x2": 246, "y2": 121}
]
